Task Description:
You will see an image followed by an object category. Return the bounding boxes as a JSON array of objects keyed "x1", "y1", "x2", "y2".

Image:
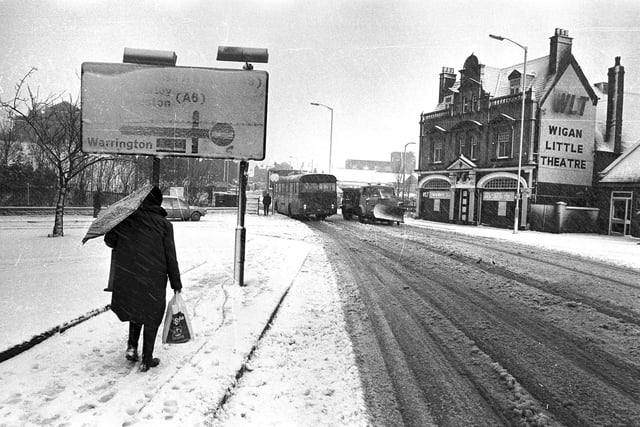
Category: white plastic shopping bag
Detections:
[{"x1": 162, "y1": 293, "x2": 193, "y2": 344}]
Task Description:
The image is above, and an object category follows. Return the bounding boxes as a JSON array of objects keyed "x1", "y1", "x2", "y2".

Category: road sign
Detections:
[{"x1": 81, "y1": 62, "x2": 268, "y2": 160}]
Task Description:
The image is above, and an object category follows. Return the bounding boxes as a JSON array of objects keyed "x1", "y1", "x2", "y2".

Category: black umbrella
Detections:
[{"x1": 81, "y1": 184, "x2": 154, "y2": 244}]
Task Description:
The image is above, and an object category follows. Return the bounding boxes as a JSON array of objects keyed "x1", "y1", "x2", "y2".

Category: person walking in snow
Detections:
[
  {"x1": 262, "y1": 192, "x2": 272, "y2": 216},
  {"x1": 93, "y1": 188, "x2": 102, "y2": 218},
  {"x1": 104, "y1": 186, "x2": 183, "y2": 372}
]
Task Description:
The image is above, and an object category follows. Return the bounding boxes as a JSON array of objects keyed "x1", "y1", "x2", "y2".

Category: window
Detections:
[
  {"x1": 497, "y1": 131, "x2": 512, "y2": 159},
  {"x1": 462, "y1": 96, "x2": 469, "y2": 113},
  {"x1": 433, "y1": 138, "x2": 443, "y2": 163},
  {"x1": 319, "y1": 183, "x2": 335, "y2": 192},
  {"x1": 472, "y1": 95, "x2": 479, "y2": 112},
  {"x1": 457, "y1": 133, "x2": 466, "y2": 156},
  {"x1": 510, "y1": 78, "x2": 521, "y2": 95},
  {"x1": 470, "y1": 134, "x2": 478, "y2": 160},
  {"x1": 443, "y1": 95, "x2": 453, "y2": 108}
]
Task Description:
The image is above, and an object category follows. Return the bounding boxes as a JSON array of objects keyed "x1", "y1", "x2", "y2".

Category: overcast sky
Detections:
[{"x1": 1, "y1": 0, "x2": 639, "y2": 172}]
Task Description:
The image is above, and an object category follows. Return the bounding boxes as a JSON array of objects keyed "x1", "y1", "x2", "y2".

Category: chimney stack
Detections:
[
  {"x1": 549, "y1": 28, "x2": 572, "y2": 75},
  {"x1": 606, "y1": 56, "x2": 625, "y2": 153},
  {"x1": 438, "y1": 67, "x2": 456, "y2": 103}
]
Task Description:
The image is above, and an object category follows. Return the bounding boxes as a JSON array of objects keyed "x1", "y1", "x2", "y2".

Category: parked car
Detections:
[{"x1": 161, "y1": 196, "x2": 207, "y2": 221}]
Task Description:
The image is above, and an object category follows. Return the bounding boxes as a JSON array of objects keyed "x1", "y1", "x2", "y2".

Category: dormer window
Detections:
[
  {"x1": 508, "y1": 70, "x2": 524, "y2": 95},
  {"x1": 443, "y1": 95, "x2": 453, "y2": 108},
  {"x1": 510, "y1": 78, "x2": 521, "y2": 94}
]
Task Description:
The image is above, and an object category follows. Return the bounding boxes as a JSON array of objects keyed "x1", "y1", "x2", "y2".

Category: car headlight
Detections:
[{"x1": 303, "y1": 204, "x2": 307, "y2": 210}]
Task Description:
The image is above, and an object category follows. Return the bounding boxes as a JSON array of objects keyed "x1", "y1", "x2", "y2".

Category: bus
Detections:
[{"x1": 272, "y1": 173, "x2": 337, "y2": 220}]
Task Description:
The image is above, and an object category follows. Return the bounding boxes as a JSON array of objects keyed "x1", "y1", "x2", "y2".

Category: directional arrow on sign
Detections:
[
  {"x1": 119, "y1": 125, "x2": 210, "y2": 138},
  {"x1": 119, "y1": 121, "x2": 236, "y2": 147}
]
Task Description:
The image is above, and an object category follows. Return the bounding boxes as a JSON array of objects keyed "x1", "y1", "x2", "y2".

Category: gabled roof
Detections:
[
  {"x1": 599, "y1": 141, "x2": 640, "y2": 184},
  {"x1": 538, "y1": 56, "x2": 599, "y2": 107},
  {"x1": 447, "y1": 155, "x2": 477, "y2": 171},
  {"x1": 435, "y1": 54, "x2": 598, "y2": 111}
]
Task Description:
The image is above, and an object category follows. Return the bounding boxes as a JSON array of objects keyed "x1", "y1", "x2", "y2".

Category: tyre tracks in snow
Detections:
[{"x1": 310, "y1": 218, "x2": 640, "y2": 426}]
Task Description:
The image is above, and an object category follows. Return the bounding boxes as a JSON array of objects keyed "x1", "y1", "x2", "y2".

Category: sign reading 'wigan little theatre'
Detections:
[{"x1": 538, "y1": 72, "x2": 595, "y2": 187}]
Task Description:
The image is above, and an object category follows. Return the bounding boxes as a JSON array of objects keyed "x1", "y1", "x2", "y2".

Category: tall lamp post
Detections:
[
  {"x1": 402, "y1": 142, "x2": 416, "y2": 204},
  {"x1": 490, "y1": 33, "x2": 527, "y2": 234},
  {"x1": 310, "y1": 102, "x2": 334, "y2": 174}
]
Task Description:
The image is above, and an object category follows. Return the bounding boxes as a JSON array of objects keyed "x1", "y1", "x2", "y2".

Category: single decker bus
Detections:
[{"x1": 272, "y1": 173, "x2": 337, "y2": 220}]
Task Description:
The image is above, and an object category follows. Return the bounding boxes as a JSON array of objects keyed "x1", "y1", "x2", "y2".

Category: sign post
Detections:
[
  {"x1": 217, "y1": 46, "x2": 269, "y2": 287},
  {"x1": 234, "y1": 160, "x2": 248, "y2": 286},
  {"x1": 81, "y1": 46, "x2": 269, "y2": 287}
]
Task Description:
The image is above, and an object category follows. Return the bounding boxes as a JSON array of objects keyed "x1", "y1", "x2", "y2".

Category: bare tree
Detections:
[
  {"x1": 0, "y1": 69, "x2": 104, "y2": 237},
  {"x1": 0, "y1": 73, "x2": 30, "y2": 167},
  {"x1": 0, "y1": 116, "x2": 22, "y2": 167}
]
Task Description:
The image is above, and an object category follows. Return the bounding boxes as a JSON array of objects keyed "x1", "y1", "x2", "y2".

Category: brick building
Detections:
[{"x1": 416, "y1": 28, "x2": 599, "y2": 230}]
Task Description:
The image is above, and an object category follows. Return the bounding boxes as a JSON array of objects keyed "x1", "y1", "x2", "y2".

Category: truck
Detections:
[{"x1": 340, "y1": 185, "x2": 405, "y2": 225}]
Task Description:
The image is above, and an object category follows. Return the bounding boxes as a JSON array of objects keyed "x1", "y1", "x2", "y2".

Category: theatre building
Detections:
[{"x1": 416, "y1": 28, "x2": 599, "y2": 230}]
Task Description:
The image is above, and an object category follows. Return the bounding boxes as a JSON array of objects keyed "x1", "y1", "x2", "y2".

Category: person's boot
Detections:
[
  {"x1": 139, "y1": 324, "x2": 159, "y2": 372},
  {"x1": 139, "y1": 357, "x2": 160, "y2": 372},
  {"x1": 126, "y1": 322, "x2": 142, "y2": 361},
  {"x1": 125, "y1": 345, "x2": 139, "y2": 362}
]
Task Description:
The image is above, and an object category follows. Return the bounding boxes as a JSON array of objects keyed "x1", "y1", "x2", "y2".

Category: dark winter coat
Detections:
[
  {"x1": 104, "y1": 200, "x2": 182, "y2": 327},
  {"x1": 262, "y1": 194, "x2": 271, "y2": 207}
]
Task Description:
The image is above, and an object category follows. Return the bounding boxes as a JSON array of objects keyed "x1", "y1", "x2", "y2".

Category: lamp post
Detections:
[
  {"x1": 402, "y1": 142, "x2": 416, "y2": 204},
  {"x1": 310, "y1": 102, "x2": 334, "y2": 174},
  {"x1": 489, "y1": 33, "x2": 527, "y2": 233}
]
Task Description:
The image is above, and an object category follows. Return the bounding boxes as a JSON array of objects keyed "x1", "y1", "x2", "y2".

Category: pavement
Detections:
[{"x1": 404, "y1": 216, "x2": 640, "y2": 270}]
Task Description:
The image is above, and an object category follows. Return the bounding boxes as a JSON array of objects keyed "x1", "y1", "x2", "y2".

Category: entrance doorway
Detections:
[
  {"x1": 609, "y1": 192, "x2": 632, "y2": 235},
  {"x1": 457, "y1": 189, "x2": 470, "y2": 223}
]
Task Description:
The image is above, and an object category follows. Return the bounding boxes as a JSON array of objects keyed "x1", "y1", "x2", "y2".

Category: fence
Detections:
[{"x1": 530, "y1": 202, "x2": 600, "y2": 233}]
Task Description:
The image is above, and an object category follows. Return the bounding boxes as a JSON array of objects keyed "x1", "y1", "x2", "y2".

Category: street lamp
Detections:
[
  {"x1": 310, "y1": 102, "x2": 334, "y2": 174},
  {"x1": 490, "y1": 33, "x2": 527, "y2": 233},
  {"x1": 402, "y1": 142, "x2": 416, "y2": 204}
]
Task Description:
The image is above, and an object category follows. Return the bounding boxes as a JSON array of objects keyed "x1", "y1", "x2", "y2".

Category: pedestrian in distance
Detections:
[
  {"x1": 104, "y1": 186, "x2": 183, "y2": 372},
  {"x1": 262, "y1": 192, "x2": 272, "y2": 216},
  {"x1": 93, "y1": 187, "x2": 102, "y2": 218}
]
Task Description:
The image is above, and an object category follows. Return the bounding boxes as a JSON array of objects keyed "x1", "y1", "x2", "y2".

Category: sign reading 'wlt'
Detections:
[{"x1": 81, "y1": 62, "x2": 268, "y2": 160}]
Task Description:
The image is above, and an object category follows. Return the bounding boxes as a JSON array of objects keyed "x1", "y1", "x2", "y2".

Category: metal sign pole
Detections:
[
  {"x1": 234, "y1": 160, "x2": 248, "y2": 286},
  {"x1": 152, "y1": 157, "x2": 160, "y2": 186}
]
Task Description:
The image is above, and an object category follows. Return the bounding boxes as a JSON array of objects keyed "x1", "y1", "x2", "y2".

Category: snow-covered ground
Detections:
[
  {"x1": 0, "y1": 211, "x2": 639, "y2": 425},
  {"x1": 0, "y1": 212, "x2": 367, "y2": 425}
]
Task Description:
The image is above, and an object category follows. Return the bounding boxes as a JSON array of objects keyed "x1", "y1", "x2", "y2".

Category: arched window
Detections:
[
  {"x1": 424, "y1": 178, "x2": 451, "y2": 190},
  {"x1": 484, "y1": 177, "x2": 517, "y2": 190}
]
